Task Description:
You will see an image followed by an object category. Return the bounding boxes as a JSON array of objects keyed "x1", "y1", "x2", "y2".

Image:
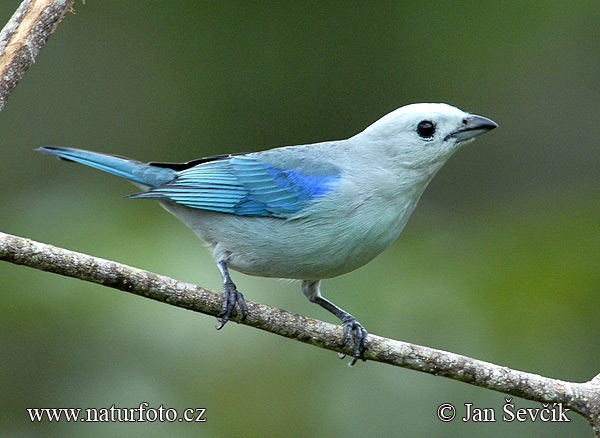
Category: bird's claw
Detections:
[
  {"x1": 216, "y1": 280, "x2": 248, "y2": 330},
  {"x1": 339, "y1": 315, "x2": 368, "y2": 366}
]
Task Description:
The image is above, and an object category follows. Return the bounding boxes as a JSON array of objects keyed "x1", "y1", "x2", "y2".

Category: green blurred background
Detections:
[{"x1": 1, "y1": 1, "x2": 599, "y2": 436}]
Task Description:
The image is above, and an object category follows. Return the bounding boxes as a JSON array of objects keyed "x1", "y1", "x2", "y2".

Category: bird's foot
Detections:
[
  {"x1": 339, "y1": 315, "x2": 368, "y2": 366},
  {"x1": 216, "y1": 280, "x2": 248, "y2": 330}
]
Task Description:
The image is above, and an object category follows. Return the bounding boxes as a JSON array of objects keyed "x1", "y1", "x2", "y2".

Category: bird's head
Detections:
[{"x1": 357, "y1": 103, "x2": 497, "y2": 169}]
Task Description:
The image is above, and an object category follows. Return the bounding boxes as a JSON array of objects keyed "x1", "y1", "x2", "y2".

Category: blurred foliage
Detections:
[{"x1": 1, "y1": 0, "x2": 599, "y2": 436}]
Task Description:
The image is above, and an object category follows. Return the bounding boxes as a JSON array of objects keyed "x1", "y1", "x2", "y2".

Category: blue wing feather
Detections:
[{"x1": 130, "y1": 153, "x2": 341, "y2": 217}]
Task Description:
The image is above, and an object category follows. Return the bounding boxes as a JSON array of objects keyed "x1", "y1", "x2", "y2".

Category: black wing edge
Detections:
[{"x1": 148, "y1": 152, "x2": 248, "y2": 171}]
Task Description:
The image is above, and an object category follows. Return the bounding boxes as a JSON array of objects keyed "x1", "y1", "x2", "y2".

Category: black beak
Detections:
[{"x1": 445, "y1": 115, "x2": 498, "y2": 142}]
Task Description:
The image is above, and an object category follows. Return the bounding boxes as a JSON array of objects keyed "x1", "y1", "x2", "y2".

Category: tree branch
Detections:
[
  {"x1": 0, "y1": 0, "x2": 75, "y2": 111},
  {"x1": 1, "y1": 230, "x2": 599, "y2": 433}
]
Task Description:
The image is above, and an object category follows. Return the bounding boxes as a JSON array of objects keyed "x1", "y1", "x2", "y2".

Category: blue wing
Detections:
[{"x1": 130, "y1": 154, "x2": 342, "y2": 218}]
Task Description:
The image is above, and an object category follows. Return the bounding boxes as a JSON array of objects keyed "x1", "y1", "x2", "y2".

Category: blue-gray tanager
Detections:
[{"x1": 38, "y1": 103, "x2": 497, "y2": 365}]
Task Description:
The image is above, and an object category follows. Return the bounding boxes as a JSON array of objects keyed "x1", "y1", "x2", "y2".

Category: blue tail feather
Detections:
[{"x1": 37, "y1": 146, "x2": 176, "y2": 187}]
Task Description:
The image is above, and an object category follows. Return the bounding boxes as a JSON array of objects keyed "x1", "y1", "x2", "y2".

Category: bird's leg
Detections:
[
  {"x1": 215, "y1": 261, "x2": 248, "y2": 329},
  {"x1": 302, "y1": 280, "x2": 367, "y2": 366}
]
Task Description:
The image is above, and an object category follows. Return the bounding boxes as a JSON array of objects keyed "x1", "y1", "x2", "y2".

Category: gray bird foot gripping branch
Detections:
[
  {"x1": 301, "y1": 280, "x2": 368, "y2": 365},
  {"x1": 340, "y1": 315, "x2": 368, "y2": 366},
  {"x1": 215, "y1": 266, "x2": 368, "y2": 365},
  {"x1": 216, "y1": 261, "x2": 248, "y2": 330}
]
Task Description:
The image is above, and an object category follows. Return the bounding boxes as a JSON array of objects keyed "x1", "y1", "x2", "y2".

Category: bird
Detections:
[{"x1": 38, "y1": 103, "x2": 497, "y2": 365}]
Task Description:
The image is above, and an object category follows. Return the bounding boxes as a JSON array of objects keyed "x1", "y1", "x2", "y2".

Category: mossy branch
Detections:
[
  {"x1": 0, "y1": 0, "x2": 75, "y2": 111},
  {"x1": 1, "y1": 231, "x2": 599, "y2": 433}
]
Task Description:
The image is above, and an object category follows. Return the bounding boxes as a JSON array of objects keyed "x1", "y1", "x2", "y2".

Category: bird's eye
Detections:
[{"x1": 417, "y1": 120, "x2": 436, "y2": 139}]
